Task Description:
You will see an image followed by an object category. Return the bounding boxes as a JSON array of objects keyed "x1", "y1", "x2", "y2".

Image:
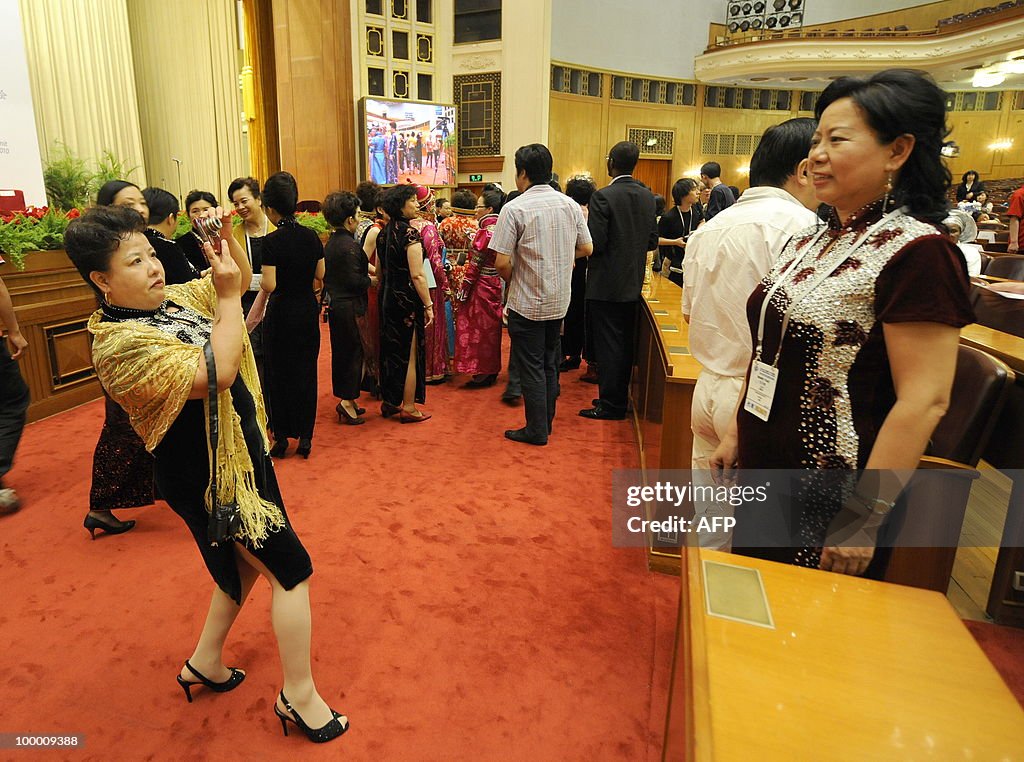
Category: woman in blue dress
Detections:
[{"x1": 369, "y1": 129, "x2": 387, "y2": 184}]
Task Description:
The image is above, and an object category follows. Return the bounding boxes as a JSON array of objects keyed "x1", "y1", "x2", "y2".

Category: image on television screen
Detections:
[{"x1": 363, "y1": 98, "x2": 457, "y2": 187}]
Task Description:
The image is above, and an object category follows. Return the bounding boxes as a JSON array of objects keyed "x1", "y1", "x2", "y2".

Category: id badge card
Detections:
[
  {"x1": 249, "y1": 273, "x2": 263, "y2": 291},
  {"x1": 744, "y1": 360, "x2": 779, "y2": 422}
]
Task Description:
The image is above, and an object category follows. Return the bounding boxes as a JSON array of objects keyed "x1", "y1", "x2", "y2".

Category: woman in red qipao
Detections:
[
  {"x1": 454, "y1": 187, "x2": 506, "y2": 386},
  {"x1": 409, "y1": 185, "x2": 450, "y2": 383}
]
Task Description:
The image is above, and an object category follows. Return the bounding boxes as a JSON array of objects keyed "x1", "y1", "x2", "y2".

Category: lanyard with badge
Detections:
[
  {"x1": 744, "y1": 206, "x2": 907, "y2": 422},
  {"x1": 245, "y1": 220, "x2": 268, "y2": 292}
]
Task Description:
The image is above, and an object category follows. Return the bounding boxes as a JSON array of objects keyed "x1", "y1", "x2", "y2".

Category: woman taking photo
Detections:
[
  {"x1": 65, "y1": 206, "x2": 348, "y2": 743},
  {"x1": 177, "y1": 190, "x2": 221, "y2": 273},
  {"x1": 454, "y1": 187, "x2": 505, "y2": 387},
  {"x1": 323, "y1": 191, "x2": 371, "y2": 425},
  {"x1": 84, "y1": 180, "x2": 156, "y2": 539},
  {"x1": 377, "y1": 185, "x2": 434, "y2": 422},
  {"x1": 260, "y1": 172, "x2": 325, "y2": 459},
  {"x1": 713, "y1": 69, "x2": 973, "y2": 578}
]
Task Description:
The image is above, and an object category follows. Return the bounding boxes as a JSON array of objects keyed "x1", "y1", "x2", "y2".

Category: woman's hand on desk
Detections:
[{"x1": 820, "y1": 505, "x2": 880, "y2": 576}]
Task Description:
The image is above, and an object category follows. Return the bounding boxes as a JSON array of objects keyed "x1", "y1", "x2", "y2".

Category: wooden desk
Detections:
[
  {"x1": 631, "y1": 270, "x2": 702, "y2": 573},
  {"x1": 959, "y1": 324, "x2": 1024, "y2": 625},
  {"x1": 664, "y1": 549, "x2": 1024, "y2": 761}
]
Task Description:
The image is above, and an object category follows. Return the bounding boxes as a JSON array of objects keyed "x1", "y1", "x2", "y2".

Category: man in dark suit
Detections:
[{"x1": 579, "y1": 141, "x2": 658, "y2": 421}]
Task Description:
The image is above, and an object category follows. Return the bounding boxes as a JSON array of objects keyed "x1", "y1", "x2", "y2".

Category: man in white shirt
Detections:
[
  {"x1": 491, "y1": 144, "x2": 593, "y2": 445},
  {"x1": 682, "y1": 118, "x2": 820, "y2": 547}
]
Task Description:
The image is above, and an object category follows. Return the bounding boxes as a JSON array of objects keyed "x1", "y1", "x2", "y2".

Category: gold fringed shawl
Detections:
[{"x1": 87, "y1": 275, "x2": 284, "y2": 546}]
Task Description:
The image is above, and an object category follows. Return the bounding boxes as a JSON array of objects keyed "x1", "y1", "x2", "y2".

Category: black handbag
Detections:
[{"x1": 204, "y1": 342, "x2": 242, "y2": 546}]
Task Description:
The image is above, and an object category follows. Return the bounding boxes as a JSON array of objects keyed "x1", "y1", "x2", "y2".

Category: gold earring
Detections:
[{"x1": 883, "y1": 173, "x2": 893, "y2": 211}]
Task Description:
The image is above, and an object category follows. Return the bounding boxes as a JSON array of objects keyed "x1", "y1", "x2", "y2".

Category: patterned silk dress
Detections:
[
  {"x1": 410, "y1": 217, "x2": 450, "y2": 381},
  {"x1": 454, "y1": 213, "x2": 502, "y2": 376},
  {"x1": 734, "y1": 200, "x2": 974, "y2": 572}
]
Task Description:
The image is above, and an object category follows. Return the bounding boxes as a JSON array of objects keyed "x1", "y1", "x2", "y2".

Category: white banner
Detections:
[{"x1": 0, "y1": 0, "x2": 46, "y2": 208}]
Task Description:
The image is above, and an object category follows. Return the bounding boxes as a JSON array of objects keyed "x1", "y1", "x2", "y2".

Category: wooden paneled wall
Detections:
[
  {"x1": 271, "y1": 0, "x2": 356, "y2": 202},
  {"x1": 947, "y1": 106, "x2": 1024, "y2": 181},
  {"x1": 549, "y1": 90, "x2": 792, "y2": 193}
]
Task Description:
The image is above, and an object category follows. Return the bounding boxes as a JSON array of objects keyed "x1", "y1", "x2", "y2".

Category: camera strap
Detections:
[{"x1": 203, "y1": 341, "x2": 220, "y2": 506}]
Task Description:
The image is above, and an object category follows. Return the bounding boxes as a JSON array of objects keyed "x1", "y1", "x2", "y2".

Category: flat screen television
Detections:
[{"x1": 361, "y1": 97, "x2": 457, "y2": 187}]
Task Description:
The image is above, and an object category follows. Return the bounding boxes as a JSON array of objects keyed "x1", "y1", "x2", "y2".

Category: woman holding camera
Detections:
[{"x1": 65, "y1": 205, "x2": 348, "y2": 744}]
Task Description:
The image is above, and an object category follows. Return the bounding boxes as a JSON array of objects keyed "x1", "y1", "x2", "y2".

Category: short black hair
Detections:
[
  {"x1": 262, "y1": 171, "x2": 299, "y2": 217},
  {"x1": 64, "y1": 206, "x2": 146, "y2": 296},
  {"x1": 961, "y1": 170, "x2": 980, "y2": 184},
  {"x1": 671, "y1": 178, "x2": 699, "y2": 206},
  {"x1": 816, "y1": 68, "x2": 951, "y2": 222},
  {"x1": 436, "y1": 197, "x2": 451, "y2": 208},
  {"x1": 504, "y1": 190, "x2": 522, "y2": 204},
  {"x1": 323, "y1": 191, "x2": 360, "y2": 229},
  {"x1": 451, "y1": 189, "x2": 477, "y2": 210},
  {"x1": 96, "y1": 180, "x2": 139, "y2": 207},
  {"x1": 608, "y1": 141, "x2": 640, "y2": 174},
  {"x1": 749, "y1": 117, "x2": 817, "y2": 188},
  {"x1": 565, "y1": 177, "x2": 596, "y2": 206},
  {"x1": 653, "y1": 194, "x2": 666, "y2": 216},
  {"x1": 185, "y1": 189, "x2": 219, "y2": 214},
  {"x1": 480, "y1": 187, "x2": 505, "y2": 215},
  {"x1": 548, "y1": 179, "x2": 562, "y2": 193},
  {"x1": 355, "y1": 181, "x2": 381, "y2": 212},
  {"x1": 142, "y1": 186, "x2": 179, "y2": 224},
  {"x1": 700, "y1": 162, "x2": 722, "y2": 179},
  {"x1": 483, "y1": 183, "x2": 501, "y2": 193},
  {"x1": 380, "y1": 184, "x2": 418, "y2": 219},
  {"x1": 227, "y1": 176, "x2": 261, "y2": 202},
  {"x1": 514, "y1": 143, "x2": 554, "y2": 185}
]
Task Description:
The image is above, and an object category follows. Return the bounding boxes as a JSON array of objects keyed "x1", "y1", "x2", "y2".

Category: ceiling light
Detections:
[
  {"x1": 989, "y1": 139, "x2": 1014, "y2": 151},
  {"x1": 973, "y1": 70, "x2": 1006, "y2": 87},
  {"x1": 1003, "y1": 60, "x2": 1024, "y2": 74}
]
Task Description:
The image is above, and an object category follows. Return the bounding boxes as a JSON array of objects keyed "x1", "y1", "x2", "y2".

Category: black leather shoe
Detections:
[
  {"x1": 465, "y1": 374, "x2": 498, "y2": 388},
  {"x1": 504, "y1": 428, "x2": 547, "y2": 446},
  {"x1": 269, "y1": 439, "x2": 289, "y2": 458},
  {"x1": 579, "y1": 405, "x2": 626, "y2": 421},
  {"x1": 559, "y1": 357, "x2": 581, "y2": 372},
  {"x1": 500, "y1": 392, "x2": 521, "y2": 404}
]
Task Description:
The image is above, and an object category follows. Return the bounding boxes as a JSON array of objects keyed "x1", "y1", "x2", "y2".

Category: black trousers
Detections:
[
  {"x1": 587, "y1": 299, "x2": 638, "y2": 415},
  {"x1": 562, "y1": 259, "x2": 587, "y2": 360},
  {"x1": 507, "y1": 310, "x2": 561, "y2": 441},
  {"x1": 0, "y1": 342, "x2": 29, "y2": 485},
  {"x1": 327, "y1": 298, "x2": 365, "y2": 400}
]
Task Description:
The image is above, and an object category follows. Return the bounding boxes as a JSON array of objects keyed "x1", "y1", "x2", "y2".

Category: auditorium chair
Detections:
[
  {"x1": 984, "y1": 254, "x2": 1024, "y2": 280},
  {"x1": 970, "y1": 283, "x2": 1024, "y2": 339},
  {"x1": 980, "y1": 253, "x2": 993, "y2": 274},
  {"x1": 884, "y1": 345, "x2": 1014, "y2": 592},
  {"x1": 296, "y1": 199, "x2": 322, "y2": 213}
]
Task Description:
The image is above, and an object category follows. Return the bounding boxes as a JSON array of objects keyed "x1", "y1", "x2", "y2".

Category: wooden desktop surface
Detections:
[
  {"x1": 961, "y1": 323, "x2": 1024, "y2": 374},
  {"x1": 640, "y1": 270, "x2": 703, "y2": 383},
  {"x1": 682, "y1": 549, "x2": 1024, "y2": 760}
]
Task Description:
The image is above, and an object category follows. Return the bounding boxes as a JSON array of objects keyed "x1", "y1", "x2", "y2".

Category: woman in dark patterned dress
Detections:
[
  {"x1": 84, "y1": 181, "x2": 156, "y2": 538},
  {"x1": 376, "y1": 184, "x2": 434, "y2": 422},
  {"x1": 259, "y1": 172, "x2": 325, "y2": 459},
  {"x1": 712, "y1": 69, "x2": 974, "y2": 578}
]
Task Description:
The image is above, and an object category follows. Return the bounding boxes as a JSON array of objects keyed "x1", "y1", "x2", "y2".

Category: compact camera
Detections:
[{"x1": 192, "y1": 215, "x2": 223, "y2": 246}]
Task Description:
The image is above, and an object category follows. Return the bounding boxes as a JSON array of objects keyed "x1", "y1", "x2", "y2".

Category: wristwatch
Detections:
[{"x1": 852, "y1": 492, "x2": 895, "y2": 517}]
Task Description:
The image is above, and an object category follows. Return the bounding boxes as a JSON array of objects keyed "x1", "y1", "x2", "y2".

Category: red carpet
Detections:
[
  {"x1": 964, "y1": 619, "x2": 1024, "y2": 709},
  {"x1": 1, "y1": 324, "x2": 678, "y2": 760}
]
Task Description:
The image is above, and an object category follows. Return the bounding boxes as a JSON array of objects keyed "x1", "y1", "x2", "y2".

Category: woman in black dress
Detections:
[
  {"x1": 142, "y1": 186, "x2": 200, "y2": 286},
  {"x1": 259, "y1": 172, "x2": 325, "y2": 458},
  {"x1": 323, "y1": 191, "x2": 371, "y2": 425},
  {"x1": 955, "y1": 170, "x2": 985, "y2": 203},
  {"x1": 84, "y1": 180, "x2": 156, "y2": 539},
  {"x1": 176, "y1": 190, "x2": 221, "y2": 273},
  {"x1": 377, "y1": 184, "x2": 434, "y2": 422},
  {"x1": 65, "y1": 205, "x2": 347, "y2": 743}
]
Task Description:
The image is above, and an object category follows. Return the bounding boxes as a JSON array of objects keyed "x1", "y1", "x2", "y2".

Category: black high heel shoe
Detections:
[
  {"x1": 274, "y1": 690, "x2": 349, "y2": 744},
  {"x1": 336, "y1": 403, "x2": 365, "y2": 426},
  {"x1": 83, "y1": 513, "x2": 136, "y2": 540},
  {"x1": 381, "y1": 401, "x2": 402, "y2": 418},
  {"x1": 269, "y1": 439, "x2": 289, "y2": 458},
  {"x1": 297, "y1": 438, "x2": 312, "y2": 458},
  {"x1": 175, "y1": 660, "x2": 245, "y2": 703}
]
